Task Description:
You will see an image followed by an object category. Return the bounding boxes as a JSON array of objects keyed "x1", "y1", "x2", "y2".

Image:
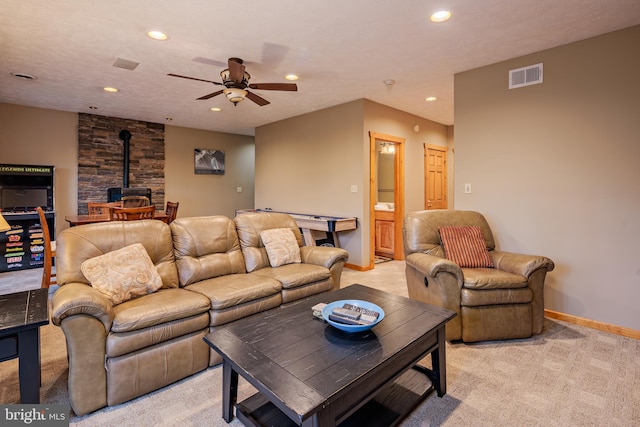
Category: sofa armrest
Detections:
[
  {"x1": 52, "y1": 283, "x2": 114, "y2": 332},
  {"x1": 405, "y1": 252, "x2": 463, "y2": 341},
  {"x1": 405, "y1": 252, "x2": 463, "y2": 282},
  {"x1": 490, "y1": 250, "x2": 555, "y2": 278},
  {"x1": 300, "y1": 246, "x2": 349, "y2": 269}
]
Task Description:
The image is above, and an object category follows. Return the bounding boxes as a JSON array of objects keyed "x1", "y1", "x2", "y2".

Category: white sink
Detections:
[{"x1": 374, "y1": 203, "x2": 395, "y2": 211}]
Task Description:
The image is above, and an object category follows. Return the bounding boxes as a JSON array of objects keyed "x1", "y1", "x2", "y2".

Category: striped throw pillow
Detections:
[{"x1": 438, "y1": 225, "x2": 494, "y2": 268}]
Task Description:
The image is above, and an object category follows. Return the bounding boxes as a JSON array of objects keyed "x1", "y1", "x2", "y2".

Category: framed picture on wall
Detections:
[{"x1": 194, "y1": 149, "x2": 225, "y2": 175}]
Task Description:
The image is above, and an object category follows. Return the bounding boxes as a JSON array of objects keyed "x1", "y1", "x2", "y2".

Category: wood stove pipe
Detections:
[{"x1": 119, "y1": 130, "x2": 131, "y2": 188}]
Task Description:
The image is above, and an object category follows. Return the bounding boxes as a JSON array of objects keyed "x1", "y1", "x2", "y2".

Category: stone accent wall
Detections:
[{"x1": 77, "y1": 113, "x2": 165, "y2": 214}]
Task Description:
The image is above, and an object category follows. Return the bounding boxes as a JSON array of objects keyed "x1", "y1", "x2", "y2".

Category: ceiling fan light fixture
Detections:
[
  {"x1": 220, "y1": 69, "x2": 250, "y2": 85},
  {"x1": 169, "y1": 57, "x2": 298, "y2": 107},
  {"x1": 223, "y1": 88, "x2": 247, "y2": 105}
]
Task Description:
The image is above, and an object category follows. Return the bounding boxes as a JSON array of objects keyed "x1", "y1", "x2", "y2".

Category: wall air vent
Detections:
[{"x1": 509, "y1": 63, "x2": 543, "y2": 89}]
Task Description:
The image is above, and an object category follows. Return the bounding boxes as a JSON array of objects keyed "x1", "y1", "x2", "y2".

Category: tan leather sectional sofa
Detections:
[{"x1": 51, "y1": 212, "x2": 349, "y2": 416}]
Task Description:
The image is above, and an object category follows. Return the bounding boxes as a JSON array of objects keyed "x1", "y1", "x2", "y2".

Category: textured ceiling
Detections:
[{"x1": 1, "y1": 0, "x2": 639, "y2": 136}]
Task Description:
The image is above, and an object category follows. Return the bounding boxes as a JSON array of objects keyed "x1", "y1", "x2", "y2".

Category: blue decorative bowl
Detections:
[{"x1": 322, "y1": 299, "x2": 385, "y2": 333}]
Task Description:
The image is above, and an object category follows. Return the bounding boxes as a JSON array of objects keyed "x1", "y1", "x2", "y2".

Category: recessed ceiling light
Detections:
[
  {"x1": 147, "y1": 30, "x2": 168, "y2": 41},
  {"x1": 425, "y1": 96, "x2": 437, "y2": 102},
  {"x1": 210, "y1": 107, "x2": 222, "y2": 112},
  {"x1": 103, "y1": 87, "x2": 119, "y2": 93},
  {"x1": 430, "y1": 10, "x2": 452, "y2": 23},
  {"x1": 285, "y1": 74, "x2": 298, "y2": 81},
  {"x1": 89, "y1": 106, "x2": 98, "y2": 110}
]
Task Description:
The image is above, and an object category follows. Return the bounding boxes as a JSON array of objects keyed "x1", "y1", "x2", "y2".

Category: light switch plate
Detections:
[
  {"x1": 464, "y1": 183, "x2": 472, "y2": 194},
  {"x1": 350, "y1": 185, "x2": 358, "y2": 193}
]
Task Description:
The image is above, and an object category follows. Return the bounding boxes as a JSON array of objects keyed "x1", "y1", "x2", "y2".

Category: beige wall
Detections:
[
  {"x1": 164, "y1": 126, "x2": 254, "y2": 219},
  {"x1": 0, "y1": 104, "x2": 78, "y2": 235},
  {"x1": 0, "y1": 103, "x2": 255, "y2": 234},
  {"x1": 255, "y1": 100, "x2": 366, "y2": 263},
  {"x1": 255, "y1": 99, "x2": 450, "y2": 267},
  {"x1": 454, "y1": 26, "x2": 640, "y2": 330}
]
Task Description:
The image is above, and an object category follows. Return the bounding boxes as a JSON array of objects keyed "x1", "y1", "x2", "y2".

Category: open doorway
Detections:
[{"x1": 369, "y1": 132, "x2": 405, "y2": 269}]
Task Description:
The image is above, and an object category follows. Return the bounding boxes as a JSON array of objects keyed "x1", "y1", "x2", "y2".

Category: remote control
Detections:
[
  {"x1": 342, "y1": 303, "x2": 380, "y2": 324},
  {"x1": 332, "y1": 307, "x2": 361, "y2": 321},
  {"x1": 328, "y1": 314, "x2": 361, "y2": 325}
]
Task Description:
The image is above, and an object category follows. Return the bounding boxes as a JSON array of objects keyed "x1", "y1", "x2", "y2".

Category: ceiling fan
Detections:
[{"x1": 168, "y1": 57, "x2": 297, "y2": 106}]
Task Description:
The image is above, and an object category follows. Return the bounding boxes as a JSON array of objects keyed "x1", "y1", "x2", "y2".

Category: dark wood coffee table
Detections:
[
  {"x1": 0, "y1": 288, "x2": 49, "y2": 403},
  {"x1": 203, "y1": 284, "x2": 455, "y2": 426}
]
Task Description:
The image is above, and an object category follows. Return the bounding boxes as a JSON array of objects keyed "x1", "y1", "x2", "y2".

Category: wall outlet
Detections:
[
  {"x1": 351, "y1": 185, "x2": 358, "y2": 193},
  {"x1": 464, "y1": 183, "x2": 472, "y2": 194}
]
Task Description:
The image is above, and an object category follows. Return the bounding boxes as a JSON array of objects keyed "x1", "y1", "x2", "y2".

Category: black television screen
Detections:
[{"x1": 1, "y1": 188, "x2": 49, "y2": 210}]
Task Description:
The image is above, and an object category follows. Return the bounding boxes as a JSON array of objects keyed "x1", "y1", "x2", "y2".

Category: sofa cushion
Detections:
[
  {"x1": 251, "y1": 263, "x2": 330, "y2": 289},
  {"x1": 171, "y1": 216, "x2": 246, "y2": 286},
  {"x1": 111, "y1": 288, "x2": 211, "y2": 333},
  {"x1": 81, "y1": 243, "x2": 163, "y2": 305},
  {"x1": 186, "y1": 273, "x2": 282, "y2": 310},
  {"x1": 404, "y1": 210, "x2": 496, "y2": 256},
  {"x1": 57, "y1": 220, "x2": 180, "y2": 289},
  {"x1": 106, "y1": 312, "x2": 210, "y2": 357},
  {"x1": 461, "y1": 287, "x2": 532, "y2": 307},
  {"x1": 462, "y1": 268, "x2": 528, "y2": 289},
  {"x1": 234, "y1": 212, "x2": 304, "y2": 273},
  {"x1": 439, "y1": 225, "x2": 494, "y2": 268},
  {"x1": 260, "y1": 228, "x2": 301, "y2": 267}
]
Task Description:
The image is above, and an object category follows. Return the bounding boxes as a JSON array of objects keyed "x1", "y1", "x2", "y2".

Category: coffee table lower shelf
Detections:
[{"x1": 236, "y1": 365, "x2": 435, "y2": 427}]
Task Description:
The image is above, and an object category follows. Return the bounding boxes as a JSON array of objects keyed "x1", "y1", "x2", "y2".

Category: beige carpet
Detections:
[{"x1": 1, "y1": 262, "x2": 638, "y2": 426}]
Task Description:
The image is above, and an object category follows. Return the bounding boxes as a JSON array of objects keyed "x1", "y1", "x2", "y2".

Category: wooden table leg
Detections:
[
  {"x1": 222, "y1": 359, "x2": 238, "y2": 422},
  {"x1": 303, "y1": 406, "x2": 334, "y2": 427},
  {"x1": 301, "y1": 228, "x2": 315, "y2": 246},
  {"x1": 18, "y1": 328, "x2": 41, "y2": 404},
  {"x1": 331, "y1": 231, "x2": 340, "y2": 248},
  {"x1": 430, "y1": 326, "x2": 447, "y2": 397}
]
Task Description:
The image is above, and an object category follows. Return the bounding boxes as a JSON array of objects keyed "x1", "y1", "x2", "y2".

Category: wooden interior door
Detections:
[{"x1": 424, "y1": 144, "x2": 447, "y2": 210}]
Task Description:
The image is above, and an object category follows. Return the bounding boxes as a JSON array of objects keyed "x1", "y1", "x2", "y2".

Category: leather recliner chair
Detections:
[{"x1": 403, "y1": 210, "x2": 554, "y2": 342}]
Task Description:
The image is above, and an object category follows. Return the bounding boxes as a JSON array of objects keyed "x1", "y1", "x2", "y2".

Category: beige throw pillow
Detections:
[
  {"x1": 260, "y1": 228, "x2": 301, "y2": 268},
  {"x1": 81, "y1": 243, "x2": 163, "y2": 305}
]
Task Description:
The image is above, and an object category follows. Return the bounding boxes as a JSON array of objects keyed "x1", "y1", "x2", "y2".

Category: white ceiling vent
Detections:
[
  {"x1": 113, "y1": 58, "x2": 140, "y2": 71},
  {"x1": 509, "y1": 63, "x2": 543, "y2": 89}
]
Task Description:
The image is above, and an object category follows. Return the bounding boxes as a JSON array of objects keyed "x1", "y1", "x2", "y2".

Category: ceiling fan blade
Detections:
[
  {"x1": 196, "y1": 90, "x2": 224, "y2": 100},
  {"x1": 228, "y1": 58, "x2": 246, "y2": 84},
  {"x1": 248, "y1": 83, "x2": 297, "y2": 91},
  {"x1": 245, "y1": 91, "x2": 270, "y2": 106},
  {"x1": 167, "y1": 73, "x2": 223, "y2": 85}
]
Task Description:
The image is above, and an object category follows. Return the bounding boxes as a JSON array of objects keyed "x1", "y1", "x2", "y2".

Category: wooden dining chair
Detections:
[
  {"x1": 111, "y1": 205, "x2": 155, "y2": 221},
  {"x1": 88, "y1": 201, "x2": 122, "y2": 215},
  {"x1": 121, "y1": 196, "x2": 150, "y2": 208},
  {"x1": 164, "y1": 201, "x2": 179, "y2": 223},
  {"x1": 36, "y1": 206, "x2": 57, "y2": 288}
]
